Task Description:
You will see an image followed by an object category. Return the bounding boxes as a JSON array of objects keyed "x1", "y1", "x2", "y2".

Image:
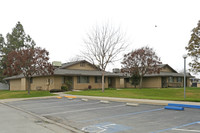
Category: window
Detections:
[
  {"x1": 80, "y1": 62, "x2": 85, "y2": 67},
  {"x1": 95, "y1": 76, "x2": 105, "y2": 83},
  {"x1": 177, "y1": 77, "x2": 182, "y2": 82},
  {"x1": 30, "y1": 77, "x2": 33, "y2": 84},
  {"x1": 168, "y1": 77, "x2": 174, "y2": 83},
  {"x1": 125, "y1": 78, "x2": 130, "y2": 83},
  {"x1": 62, "y1": 77, "x2": 65, "y2": 84},
  {"x1": 62, "y1": 76, "x2": 73, "y2": 84},
  {"x1": 62, "y1": 77, "x2": 68, "y2": 84},
  {"x1": 77, "y1": 76, "x2": 89, "y2": 83}
]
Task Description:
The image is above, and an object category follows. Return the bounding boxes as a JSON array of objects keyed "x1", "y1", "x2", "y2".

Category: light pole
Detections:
[{"x1": 183, "y1": 54, "x2": 187, "y2": 99}]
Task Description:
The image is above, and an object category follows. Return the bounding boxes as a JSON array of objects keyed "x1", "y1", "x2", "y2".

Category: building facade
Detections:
[
  {"x1": 123, "y1": 64, "x2": 192, "y2": 88},
  {"x1": 5, "y1": 62, "x2": 193, "y2": 91},
  {"x1": 6, "y1": 60, "x2": 122, "y2": 91}
]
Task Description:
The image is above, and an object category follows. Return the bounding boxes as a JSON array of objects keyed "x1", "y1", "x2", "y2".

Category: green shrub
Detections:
[
  {"x1": 50, "y1": 89, "x2": 63, "y2": 93},
  {"x1": 61, "y1": 85, "x2": 72, "y2": 91},
  {"x1": 88, "y1": 85, "x2": 92, "y2": 89}
]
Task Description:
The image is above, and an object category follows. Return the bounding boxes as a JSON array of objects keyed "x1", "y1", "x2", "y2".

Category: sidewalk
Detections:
[
  {"x1": 56, "y1": 92, "x2": 200, "y2": 106},
  {"x1": 0, "y1": 95, "x2": 58, "y2": 103}
]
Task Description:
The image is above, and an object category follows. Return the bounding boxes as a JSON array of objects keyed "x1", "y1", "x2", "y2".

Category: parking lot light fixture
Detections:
[{"x1": 183, "y1": 54, "x2": 187, "y2": 99}]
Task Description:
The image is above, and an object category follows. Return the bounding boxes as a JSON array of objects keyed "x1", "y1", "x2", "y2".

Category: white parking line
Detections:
[
  {"x1": 18, "y1": 100, "x2": 82, "y2": 107},
  {"x1": 172, "y1": 128, "x2": 200, "y2": 132},
  {"x1": 12, "y1": 99, "x2": 62, "y2": 105},
  {"x1": 42, "y1": 104, "x2": 125, "y2": 116},
  {"x1": 27, "y1": 102, "x2": 100, "y2": 110}
]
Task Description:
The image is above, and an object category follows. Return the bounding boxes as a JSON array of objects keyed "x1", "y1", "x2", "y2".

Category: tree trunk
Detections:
[
  {"x1": 102, "y1": 71, "x2": 105, "y2": 92},
  {"x1": 139, "y1": 76, "x2": 143, "y2": 89},
  {"x1": 27, "y1": 77, "x2": 31, "y2": 95}
]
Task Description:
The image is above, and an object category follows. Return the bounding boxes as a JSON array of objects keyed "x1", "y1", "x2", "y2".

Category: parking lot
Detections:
[{"x1": 5, "y1": 97, "x2": 200, "y2": 133}]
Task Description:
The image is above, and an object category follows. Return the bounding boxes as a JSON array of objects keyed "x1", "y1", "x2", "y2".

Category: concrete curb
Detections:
[
  {"x1": 0, "y1": 96, "x2": 58, "y2": 103},
  {"x1": 61, "y1": 93, "x2": 200, "y2": 106},
  {"x1": 1, "y1": 92, "x2": 200, "y2": 106}
]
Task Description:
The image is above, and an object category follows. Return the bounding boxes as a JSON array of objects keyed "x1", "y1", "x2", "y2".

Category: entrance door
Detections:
[
  {"x1": 162, "y1": 77, "x2": 167, "y2": 88},
  {"x1": 108, "y1": 77, "x2": 114, "y2": 88},
  {"x1": 65, "y1": 76, "x2": 73, "y2": 90}
]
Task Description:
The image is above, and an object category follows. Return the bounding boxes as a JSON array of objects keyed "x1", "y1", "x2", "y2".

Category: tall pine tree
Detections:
[
  {"x1": 186, "y1": 20, "x2": 200, "y2": 73},
  {"x1": 0, "y1": 22, "x2": 36, "y2": 82}
]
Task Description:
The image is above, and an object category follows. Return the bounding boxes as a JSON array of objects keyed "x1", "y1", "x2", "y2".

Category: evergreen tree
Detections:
[
  {"x1": 186, "y1": 20, "x2": 200, "y2": 73},
  {"x1": 130, "y1": 70, "x2": 140, "y2": 88},
  {"x1": 0, "y1": 34, "x2": 6, "y2": 82},
  {"x1": 5, "y1": 21, "x2": 35, "y2": 53},
  {"x1": 0, "y1": 22, "x2": 36, "y2": 82}
]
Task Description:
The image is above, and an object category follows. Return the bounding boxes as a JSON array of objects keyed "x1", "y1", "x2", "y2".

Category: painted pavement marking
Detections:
[
  {"x1": 79, "y1": 108, "x2": 164, "y2": 123},
  {"x1": 172, "y1": 128, "x2": 200, "y2": 132},
  {"x1": 42, "y1": 104, "x2": 125, "y2": 116},
  {"x1": 26, "y1": 101, "x2": 100, "y2": 110},
  {"x1": 81, "y1": 122, "x2": 131, "y2": 133},
  {"x1": 151, "y1": 121, "x2": 200, "y2": 133},
  {"x1": 16, "y1": 99, "x2": 82, "y2": 108}
]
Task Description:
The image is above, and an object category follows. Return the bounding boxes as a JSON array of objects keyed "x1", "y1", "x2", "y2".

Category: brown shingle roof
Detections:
[
  {"x1": 5, "y1": 68, "x2": 123, "y2": 80},
  {"x1": 144, "y1": 72, "x2": 193, "y2": 77},
  {"x1": 54, "y1": 69, "x2": 122, "y2": 77}
]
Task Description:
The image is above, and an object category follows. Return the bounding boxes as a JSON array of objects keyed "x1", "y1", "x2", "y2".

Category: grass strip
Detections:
[
  {"x1": 0, "y1": 90, "x2": 55, "y2": 99},
  {"x1": 66, "y1": 87, "x2": 200, "y2": 102}
]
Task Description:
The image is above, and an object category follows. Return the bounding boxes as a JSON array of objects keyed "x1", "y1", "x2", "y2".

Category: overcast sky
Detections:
[{"x1": 0, "y1": 0, "x2": 200, "y2": 77}]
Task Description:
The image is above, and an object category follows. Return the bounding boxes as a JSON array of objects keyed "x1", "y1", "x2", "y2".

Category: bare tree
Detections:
[
  {"x1": 67, "y1": 55, "x2": 84, "y2": 62},
  {"x1": 82, "y1": 24, "x2": 127, "y2": 92},
  {"x1": 121, "y1": 46, "x2": 162, "y2": 88}
]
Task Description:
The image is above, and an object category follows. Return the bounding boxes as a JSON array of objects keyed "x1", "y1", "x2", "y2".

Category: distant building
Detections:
[
  {"x1": 123, "y1": 64, "x2": 193, "y2": 88},
  {"x1": 5, "y1": 61, "x2": 194, "y2": 91},
  {"x1": 190, "y1": 77, "x2": 200, "y2": 87}
]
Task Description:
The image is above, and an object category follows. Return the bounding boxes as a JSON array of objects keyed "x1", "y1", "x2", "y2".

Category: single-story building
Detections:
[
  {"x1": 190, "y1": 78, "x2": 200, "y2": 87},
  {"x1": 5, "y1": 60, "x2": 122, "y2": 91},
  {"x1": 5, "y1": 61, "x2": 193, "y2": 91},
  {"x1": 123, "y1": 64, "x2": 193, "y2": 88}
]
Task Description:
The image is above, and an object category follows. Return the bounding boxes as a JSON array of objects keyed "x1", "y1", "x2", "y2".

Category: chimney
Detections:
[
  {"x1": 113, "y1": 68, "x2": 120, "y2": 73},
  {"x1": 52, "y1": 61, "x2": 62, "y2": 68}
]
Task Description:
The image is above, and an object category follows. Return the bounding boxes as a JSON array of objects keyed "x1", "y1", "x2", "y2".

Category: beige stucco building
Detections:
[
  {"x1": 124, "y1": 64, "x2": 192, "y2": 88},
  {"x1": 6, "y1": 60, "x2": 122, "y2": 91},
  {"x1": 5, "y1": 61, "x2": 193, "y2": 91}
]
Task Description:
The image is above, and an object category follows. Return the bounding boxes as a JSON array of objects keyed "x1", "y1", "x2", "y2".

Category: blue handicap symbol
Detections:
[{"x1": 82, "y1": 122, "x2": 132, "y2": 133}]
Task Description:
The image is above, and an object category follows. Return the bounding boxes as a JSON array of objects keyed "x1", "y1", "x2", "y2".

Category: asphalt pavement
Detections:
[
  {"x1": 1, "y1": 93, "x2": 200, "y2": 133},
  {"x1": 3, "y1": 97, "x2": 200, "y2": 133},
  {"x1": 0, "y1": 102, "x2": 73, "y2": 133}
]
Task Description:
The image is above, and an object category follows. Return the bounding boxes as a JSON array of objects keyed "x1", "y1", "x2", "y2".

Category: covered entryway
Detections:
[
  {"x1": 108, "y1": 77, "x2": 120, "y2": 88},
  {"x1": 108, "y1": 77, "x2": 114, "y2": 88},
  {"x1": 63, "y1": 76, "x2": 74, "y2": 90},
  {"x1": 162, "y1": 77, "x2": 167, "y2": 88}
]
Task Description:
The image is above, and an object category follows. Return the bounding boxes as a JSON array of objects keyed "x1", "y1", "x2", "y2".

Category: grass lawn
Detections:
[
  {"x1": 66, "y1": 87, "x2": 200, "y2": 102},
  {"x1": 0, "y1": 90, "x2": 56, "y2": 99}
]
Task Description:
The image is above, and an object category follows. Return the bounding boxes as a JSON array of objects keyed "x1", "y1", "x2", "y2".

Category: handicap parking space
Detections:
[
  {"x1": 152, "y1": 121, "x2": 200, "y2": 133},
  {"x1": 7, "y1": 98, "x2": 200, "y2": 133}
]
